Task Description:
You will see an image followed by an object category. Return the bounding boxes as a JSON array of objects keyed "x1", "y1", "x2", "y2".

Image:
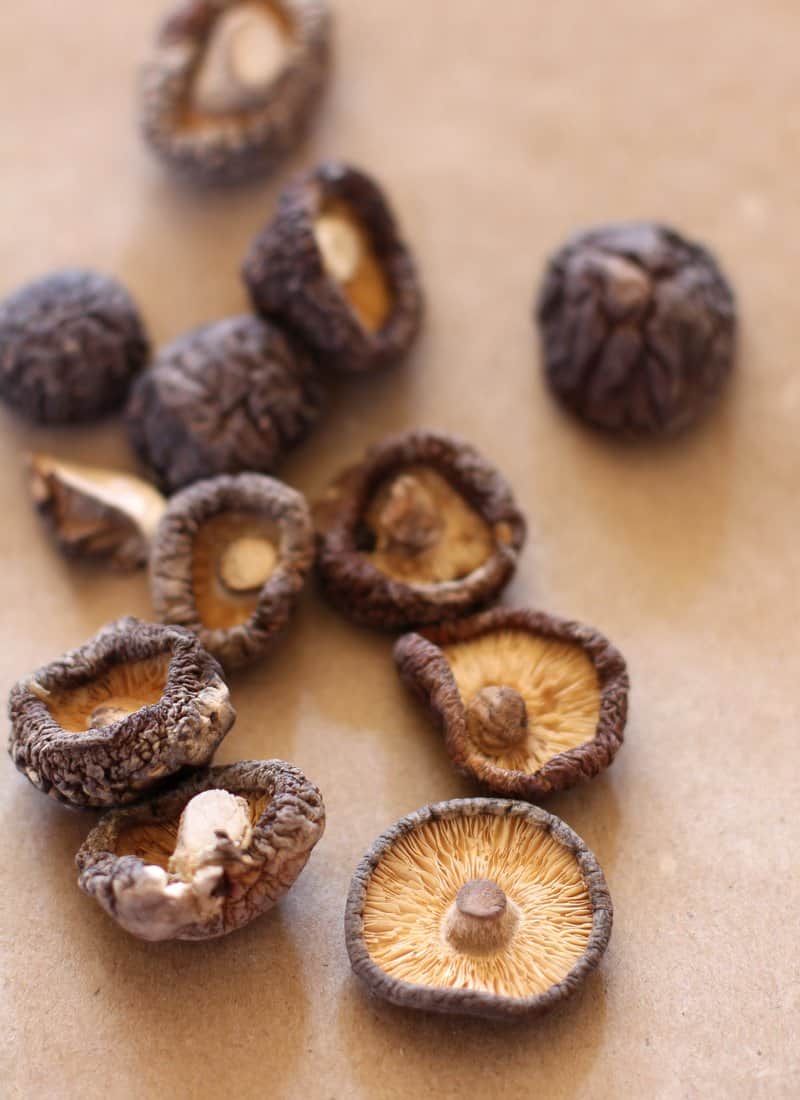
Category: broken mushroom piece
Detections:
[
  {"x1": 7, "y1": 618, "x2": 235, "y2": 808},
  {"x1": 345, "y1": 798, "x2": 612, "y2": 1019},
  {"x1": 141, "y1": 0, "x2": 329, "y2": 185},
  {"x1": 76, "y1": 759, "x2": 325, "y2": 941},
  {"x1": 126, "y1": 315, "x2": 325, "y2": 493},
  {"x1": 140, "y1": 0, "x2": 331, "y2": 185},
  {"x1": 150, "y1": 473, "x2": 314, "y2": 668},
  {"x1": 314, "y1": 431, "x2": 526, "y2": 629},
  {"x1": 243, "y1": 162, "x2": 423, "y2": 373},
  {"x1": 394, "y1": 608, "x2": 629, "y2": 799},
  {"x1": 28, "y1": 453, "x2": 166, "y2": 571},
  {"x1": 0, "y1": 269, "x2": 149, "y2": 424}
]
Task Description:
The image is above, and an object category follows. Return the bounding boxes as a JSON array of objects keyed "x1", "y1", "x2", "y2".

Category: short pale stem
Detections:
[
  {"x1": 466, "y1": 686, "x2": 529, "y2": 755},
  {"x1": 377, "y1": 474, "x2": 443, "y2": 555},
  {"x1": 89, "y1": 705, "x2": 131, "y2": 729},
  {"x1": 218, "y1": 536, "x2": 276, "y2": 593},
  {"x1": 444, "y1": 879, "x2": 518, "y2": 954}
]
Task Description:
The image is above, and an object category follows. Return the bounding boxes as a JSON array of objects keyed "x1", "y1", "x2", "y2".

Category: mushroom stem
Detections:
[
  {"x1": 218, "y1": 535, "x2": 277, "y2": 593},
  {"x1": 168, "y1": 789, "x2": 253, "y2": 881},
  {"x1": 444, "y1": 878, "x2": 518, "y2": 954},
  {"x1": 376, "y1": 474, "x2": 443, "y2": 556},
  {"x1": 314, "y1": 213, "x2": 364, "y2": 284},
  {"x1": 466, "y1": 686, "x2": 529, "y2": 755},
  {"x1": 192, "y1": 3, "x2": 289, "y2": 115}
]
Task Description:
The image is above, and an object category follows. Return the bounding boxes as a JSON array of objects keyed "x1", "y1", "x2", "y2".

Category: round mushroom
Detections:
[
  {"x1": 76, "y1": 759, "x2": 325, "y2": 941},
  {"x1": 126, "y1": 315, "x2": 325, "y2": 493},
  {"x1": 140, "y1": 0, "x2": 331, "y2": 186},
  {"x1": 394, "y1": 608, "x2": 629, "y2": 799},
  {"x1": 243, "y1": 162, "x2": 423, "y2": 373},
  {"x1": 0, "y1": 269, "x2": 149, "y2": 424},
  {"x1": 535, "y1": 222, "x2": 736, "y2": 436},
  {"x1": 8, "y1": 618, "x2": 235, "y2": 808},
  {"x1": 345, "y1": 798, "x2": 612, "y2": 1019},
  {"x1": 149, "y1": 473, "x2": 314, "y2": 668},
  {"x1": 314, "y1": 430, "x2": 526, "y2": 629}
]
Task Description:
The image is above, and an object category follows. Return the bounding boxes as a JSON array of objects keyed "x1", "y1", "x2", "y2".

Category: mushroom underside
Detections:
[
  {"x1": 41, "y1": 656, "x2": 172, "y2": 733},
  {"x1": 312, "y1": 197, "x2": 392, "y2": 332},
  {"x1": 191, "y1": 510, "x2": 281, "y2": 629}
]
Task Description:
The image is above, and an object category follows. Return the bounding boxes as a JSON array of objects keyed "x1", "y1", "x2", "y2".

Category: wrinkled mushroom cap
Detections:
[
  {"x1": 243, "y1": 161, "x2": 423, "y2": 373},
  {"x1": 126, "y1": 315, "x2": 325, "y2": 493},
  {"x1": 76, "y1": 759, "x2": 325, "y2": 940},
  {"x1": 345, "y1": 798, "x2": 612, "y2": 1019},
  {"x1": 7, "y1": 618, "x2": 235, "y2": 807},
  {"x1": 314, "y1": 430, "x2": 526, "y2": 629},
  {"x1": 395, "y1": 608, "x2": 629, "y2": 799},
  {"x1": 140, "y1": 0, "x2": 331, "y2": 185},
  {"x1": 150, "y1": 473, "x2": 315, "y2": 668}
]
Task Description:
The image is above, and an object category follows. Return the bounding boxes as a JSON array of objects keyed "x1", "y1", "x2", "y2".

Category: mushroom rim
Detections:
[
  {"x1": 393, "y1": 607, "x2": 629, "y2": 798},
  {"x1": 344, "y1": 798, "x2": 612, "y2": 1020}
]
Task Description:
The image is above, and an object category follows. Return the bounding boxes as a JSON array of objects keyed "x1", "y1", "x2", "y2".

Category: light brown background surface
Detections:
[{"x1": 1, "y1": 2, "x2": 798, "y2": 1097}]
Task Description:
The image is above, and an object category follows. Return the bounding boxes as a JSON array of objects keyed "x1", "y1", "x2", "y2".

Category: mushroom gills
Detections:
[
  {"x1": 363, "y1": 466, "x2": 494, "y2": 584},
  {"x1": 191, "y1": 1, "x2": 294, "y2": 116},
  {"x1": 313, "y1": 198, "x2": 392, "y2": 332},
  {"x1": 40, "y1": 656, "x2": 171, "y2": 733},
  {"x1": 445, "y1": 630, "x2": 602, "y2": 771},
  {"x1": 192, "y1": 511, "x2": 280, "y2": 629}
]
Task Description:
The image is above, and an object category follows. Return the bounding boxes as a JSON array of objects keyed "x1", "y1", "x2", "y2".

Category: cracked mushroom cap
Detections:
[
  {"x1": 314, "y1": 431, "x2": 526, "y2": 630},
  {"x1": 126, "y1": 315, "x2": 325, "y2": 493},
  {"x1": 0, "y1": 269, "x2": 149, "y2": 424},
  {"x1": 535, "y1": 222, "x2": 736, "y2": 436},
  {"x1": 243, "y1": 161, "x2": 423, "y2": 373},
  {"x1": 394, "y1": 609, "x2": 629, "y2": 799},
  {"x1": 140, "y1": 0, "x2": 331, "y2": 186},
  {"x1": 149, "y1": 473, "x2": 314, "y2": 668},
  {"x1": 345, "y1": 798, "x2": 612, "y2": 1019},
  {"x1": 76, "y1": 759, "x2": 325, "y2": 941},
  {"x1": 8, "y1": 618, "x2": 235, "y2": 808}
]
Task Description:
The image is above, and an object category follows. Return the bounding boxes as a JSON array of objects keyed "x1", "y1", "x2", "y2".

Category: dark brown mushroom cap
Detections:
[
  {"x1": 7, "y1": 618, "x2": 235, "y2": 808},
  {"x1": 0, "y1": 269, "x2": 149, "y2": 424},
  {"x1": 314, "y1": 430, "x2": 526, "y2": 630},
  {"x1": 345, "y1": 798, "x2": 612, "y2": 1019},
  {"x1": 76, "y1": 759, "x2": 325, "y2": 941},
  {"x1": 243, "y1": 161, "x2": 423, "y2": 373},
  {"x1": 126, "y1": 315, "x2": 325, "y2": 493},
  {"x1": 394, "y1": 608, "x2": 629, "y2": 798},
  {"x1": 149, "y1": 473, "x2": 314, "y2": 668},
  {"x1": 535, "y1": 222, "x2": 736, "y2": 436},
  {"x1": 140, "y1": 0, "x2": 331, "y2": 186}
]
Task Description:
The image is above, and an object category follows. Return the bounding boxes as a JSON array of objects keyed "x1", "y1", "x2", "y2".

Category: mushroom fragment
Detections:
[
  {"x1": 314, "y1": 431, "x2": 526, "y2": 629},
  {"x1": 0, "y1": 269, "x2": 149, "y2": 424},
  {"x1": 126, "y1": 315, "x2": 325, "y2": 493},
  {"x1": 394, "y1": 608, "x2": 629, "y2": 799},
  {"x1": 345, "y1": 798, "x2": 612, "y2": 1019},
  {"x1": 7, "y1": 618, "x2": 235, "y2": 808},
  {"x1": 28, "y1": 453, "x2": 166, "y2": 571},
  {"x1": 243, "y1": 162, "x2": 423, "y2": 373},
  {"x1": 149, "y1": 473, "x2": 314, "y2": 668},
  {"x1": 140, "y1": 0, "x2": 331, "y2": 185},
  {"x1": 76, "y1": 759, "x2": 325, "y2": 941}
]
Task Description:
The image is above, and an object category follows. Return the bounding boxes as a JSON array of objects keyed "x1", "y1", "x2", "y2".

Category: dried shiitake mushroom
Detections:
[
  {"x1": 126, "y1": 315, "x2": 324, "y2": 493},
  {"x1": 536, "y1": 222, "x2": 736, "y2": 435},
  {"x1": 8, "y1": 618, "x2": 235, "y2": 808},
  {"x1": 345, "y1": 798, "x2": 612, "y2": 1019},
  {"x1": 315, "y1": 431, "x2": 526, "y2": 629},
  {"x1": 0, "y1": 269, "x2": 149, "y2": 424},
  {"x1": 140, "y1": 0, "x2": 331, "y2": 185},
  {"x1": 150, "y1": 473, "x2": 314, "y2": 668},
  {"x1": 243, "y1": 162, "x2": 423, "y2": 373},
  {"x1": 395, "y1": 609, "x2": 628, "y2": 799},
  {"x1": 76, "y1": 759, "x2": 325, "y2": 940},
  {"x1": 28, "y1": 453, "x2": 166, "y2": 571}
]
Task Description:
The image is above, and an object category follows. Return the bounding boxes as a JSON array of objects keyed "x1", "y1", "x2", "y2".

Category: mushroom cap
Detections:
[
  {"x1": 243, "y1": 161, "x2": 423, "y2": 373},
  {"x1": 76, "y1": 759, "x2": 325, "y2": 941},
  {"x1": 7, "y1": 617, "x2": 235, "y2": 808},
  {"x1": 535, "y1": 221, "x2": 736, "y2": 436},
  {"x1": 140, "y1": 0, "x2": 331, "y2": 186},
  {"x1": 126, "y1": 315, "x2": 325, "y2": 493},
  {"x1": 0, "y1": 269, "x2": 149, "y2": 424},
  {"x1": 149, "y1": 473, "x2": 315, "y2": 668},
  {"x1": 394, "y1": 608, "x2": 629, "y2": 798},
  {"x1": 314, "y1": 430, "x2": 526, "y2": 630},
  {"x1": 345, "y1": 798, "x2": 612, "y2": 1019}
]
